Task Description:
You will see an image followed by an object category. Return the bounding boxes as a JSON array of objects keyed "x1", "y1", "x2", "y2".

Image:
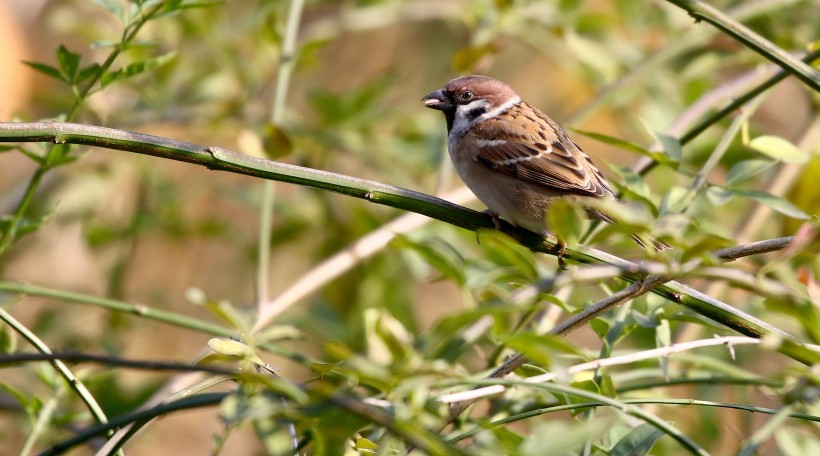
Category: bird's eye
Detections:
[{"x1": 459, "y1": 91, "x2": 474, "y2": 102}]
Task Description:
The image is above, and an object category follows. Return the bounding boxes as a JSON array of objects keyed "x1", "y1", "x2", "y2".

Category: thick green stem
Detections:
[{"x1": 0, "y1": 122, "x2": 817, "y2": 366}]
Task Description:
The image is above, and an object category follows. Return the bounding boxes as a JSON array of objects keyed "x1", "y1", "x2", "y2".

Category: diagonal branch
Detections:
[
  {"x1": 664, "y1": 0, "x2": 820, "y2": 91},
  {"x1": 0, "y1": 122, "x2": 817, "y2": 370}
]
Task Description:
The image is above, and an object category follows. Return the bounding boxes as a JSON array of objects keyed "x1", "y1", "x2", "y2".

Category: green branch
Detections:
[
  {"x1": 665, "y1": 0, "x2": 820, "y2": 91},
  {"x1": 0, "y1": 122, "x2": 817, "y2": 366}
]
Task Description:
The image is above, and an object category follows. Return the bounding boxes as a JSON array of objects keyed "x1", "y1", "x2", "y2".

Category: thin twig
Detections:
[
  {"x1": 438, "y1": 336, "x2": 761, "y2": 404},
  {"x1": 442, "y1": 235, "x2": 806, "y2": 422},
  {"x1": 0, "y1": 352, "x2": 237, "y2": 375}
]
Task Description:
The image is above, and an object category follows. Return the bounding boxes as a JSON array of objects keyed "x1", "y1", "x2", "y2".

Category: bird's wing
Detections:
[{"x1": 469, "y1": 103, "x2": 614, "y2": 198}]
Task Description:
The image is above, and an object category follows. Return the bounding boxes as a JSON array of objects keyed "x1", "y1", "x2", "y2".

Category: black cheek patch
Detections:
[{"x1": 466, "y1": 106, "x2": 487, "y2": 121}]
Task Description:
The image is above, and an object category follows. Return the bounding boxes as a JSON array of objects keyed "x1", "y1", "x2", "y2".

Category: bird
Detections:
[{"x1": 421, "y1": 75, "x2": 668, "y2": 252}]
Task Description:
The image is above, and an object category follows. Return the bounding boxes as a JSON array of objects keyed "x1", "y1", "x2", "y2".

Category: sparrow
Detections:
[{"x1": 422, "y1": 75, "x2": 668, "y2": 251}]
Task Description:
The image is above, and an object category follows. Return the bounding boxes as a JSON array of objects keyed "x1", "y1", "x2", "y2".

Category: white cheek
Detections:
[{"x1": 450, "y1": 99, "x2": 490, "y2": 138}]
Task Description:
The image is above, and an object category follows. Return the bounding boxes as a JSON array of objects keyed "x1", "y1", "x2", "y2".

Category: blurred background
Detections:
[{"x1": 1, "y1": 0, "x2": 817, "y2": 454}]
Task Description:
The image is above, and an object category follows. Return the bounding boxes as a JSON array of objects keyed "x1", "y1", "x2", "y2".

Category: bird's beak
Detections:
[{"x1": 421, "y1": 89, "x2": 451, "y2": 110}]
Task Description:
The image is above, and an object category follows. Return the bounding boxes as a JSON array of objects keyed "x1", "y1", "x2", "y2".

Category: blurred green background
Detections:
[{"x1": 1, "y1": 0, "x2": 818, "y2": 454}]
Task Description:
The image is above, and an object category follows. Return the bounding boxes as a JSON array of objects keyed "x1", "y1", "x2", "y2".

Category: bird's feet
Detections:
[
  {"x1": 552, "y1": 239, "x2": 568, "y2": 270},
  {"x1": 482, "y1": 210, "x2": 503, "y2": 230}
]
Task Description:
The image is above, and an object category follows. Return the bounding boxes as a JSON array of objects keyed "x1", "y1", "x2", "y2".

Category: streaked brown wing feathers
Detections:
[{"x1": 472, "y1": 114, "x2": 612, "y2": 197}]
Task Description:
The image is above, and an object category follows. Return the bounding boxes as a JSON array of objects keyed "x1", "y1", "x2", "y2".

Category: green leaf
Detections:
[
  {"x1": 100, "y1": 52, "x2": 176, "y2": 87},
  {"x1": 658, "y1": 186, "x2": 693, "y2": 215},
  {"x1": 56, "y1": 45, "x2": 81, "y2": 83},
  {"x1": 730, "y1": 189, "x2": 811, "y2": 219},
  {"x1": 575, "y1": 127, "x2": 677, "y2": 168},
  {"x1": 354, "y1": 437, "x2": 378, "y2": 453},
  {"x1": 505, "y1": 333, "x2": 586, "y2": 367},
  {"x1": 609, "y1": 423, "x2": 664, "y2": 456},
  {"x1": 680, "y1": 234, "x2": 733, "y2": 262},
  {"x1": 206, "y1": 339, "x2": 265, "y2": 367},
  {"x1": 76, "y1": 63, "x2": 102, "y2": 85},
  {"x1": 22, "y1": 61, "x2": 65, "y2": 82},
  {"x1": 476, "y1": 230, "x2": 538, "y2": 281},
  {"x1": 208, "y1": 338, "x2": 255, "y2": 358},
  {"x1": 631, "y1": 310, "x2": 658, "y2": 328},
  {"x1": 0, "y1": 323, "x2": 16, "y2": 354},
  {"x1": 261, "y1": 123, "x2": 294, "y2": 160},
  {"x1": 519, "y1": 420, "x2": 607, "y2": 456},
  {"x1": 393, "y1": 236, "x2": 465, "y2": 286},
  {"x1": 749, "y1": 135, "x2": 808, "y2": 164},
  {"x1": 546, "y1": 199, "x2": 586, "y2": 245},
  {"x1": 189, "y1": 289, "x2": 252, "y2": 335},
  {"x1": 727, "y1": 159, "x2": 776, "y2": 186},
  {"x1": 706, "y1": 186, "x2": 734, "y2": 206},
  {"x1": 608, "y1": 165, "x2": 650, "y2": 199},
  {"x1": 571, "y1": 128, "x2": 653, "y2": 157},
  {"x1": 656, "y1": 132, "x2": 682, "y2": 163}
]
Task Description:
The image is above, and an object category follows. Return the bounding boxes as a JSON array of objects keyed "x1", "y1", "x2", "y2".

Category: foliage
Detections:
[{"x1": 0, "y1": 0, "x2": 819, "y2": 455}]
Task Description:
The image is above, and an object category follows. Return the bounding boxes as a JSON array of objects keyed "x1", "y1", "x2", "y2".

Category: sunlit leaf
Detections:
[
  {"x1": 749, "y1": 135, "x2": 808, "y2": 164},
  {"x1": 208, "y1": 338, "x2": 255, "y2": 358}
]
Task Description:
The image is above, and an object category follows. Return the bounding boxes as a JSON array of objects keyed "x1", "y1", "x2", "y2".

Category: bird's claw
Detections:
[{"x1": 554, "y1": 240, "x2": 568, "y2": 270}]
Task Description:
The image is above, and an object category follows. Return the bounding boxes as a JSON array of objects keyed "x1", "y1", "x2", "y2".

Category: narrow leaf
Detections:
[
  {"x1": 609, "y1": 423, "x2": 664, "y2": 456},
  {"x1": 208, "y1": 338, "x2": 255, "y2": 358},
  {"x1": 393, "y1": 236, "x2": 465, "y2": 286},
  {"x1": 706, "y1": 186, "x2": 734, "y2": 206},
  {"x1": 731, "y1": 189, "x2": 811, "y2": 219},
  {"x1": 749, "y1": 135, "x2": 808, "y2": 164},
  {"x1": 571, "y1": 128, "x2": 650, "y2": 156},
  {"x1": 727, "y1": 159, "x2": 775, "y2": 186},
  {"x1": 76, "y1": 63, "x2": 102, "y2": 85},
  {"x1": 56, "y1": 45, "x2": 81, "y2": 83},
  {"x1": 22, "y1": 61, "x2": 65, "y2": 82},
  {"x1": 100, "y1": 52, "x2": 176, "y2": 87}
]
